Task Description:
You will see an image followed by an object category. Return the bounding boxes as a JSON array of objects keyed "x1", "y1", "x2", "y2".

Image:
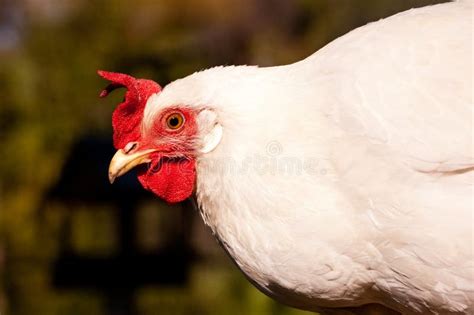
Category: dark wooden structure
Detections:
[{"x1": 44, "y1": 135, "x2": 195, "y2": 315}]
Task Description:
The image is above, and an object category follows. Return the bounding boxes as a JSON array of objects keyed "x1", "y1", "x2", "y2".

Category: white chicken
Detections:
[{"x1": 101, "y1": 1, "x2": 473, "y2": 314}]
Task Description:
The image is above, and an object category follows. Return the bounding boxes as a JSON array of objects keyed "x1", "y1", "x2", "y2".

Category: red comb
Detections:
[{"x1": 98, "y1": 70, "x2": 161, "y2": 149}]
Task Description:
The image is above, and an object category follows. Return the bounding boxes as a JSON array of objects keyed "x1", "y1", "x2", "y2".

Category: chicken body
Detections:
[{"x1": 106, "y1": 1, "x2": 473, "y2": 314}]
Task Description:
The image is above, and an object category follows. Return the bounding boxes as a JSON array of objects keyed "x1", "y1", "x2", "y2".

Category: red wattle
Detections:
[{"x1": 137, "y1": 157, "x2": 196, "y2": 203}]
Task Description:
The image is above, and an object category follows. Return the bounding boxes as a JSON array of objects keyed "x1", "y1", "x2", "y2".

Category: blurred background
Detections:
[{"x1": 0, "y1": 0, "x2": 447, "y2": 314}]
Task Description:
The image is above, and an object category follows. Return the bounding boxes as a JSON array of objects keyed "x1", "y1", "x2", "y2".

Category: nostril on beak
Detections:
[{"x1": 124, "y1": 142, "x2": 138, "y2": 154}]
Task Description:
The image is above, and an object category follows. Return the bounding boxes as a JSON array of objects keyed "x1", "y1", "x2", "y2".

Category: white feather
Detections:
[{"x1": 143, "y1": 1, "x2": 473, "y2": 314}]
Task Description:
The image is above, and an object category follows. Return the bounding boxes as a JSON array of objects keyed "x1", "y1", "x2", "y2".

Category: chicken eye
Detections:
[{"x1": 166, "y1": 112, "x2": 185, "y2": 130}]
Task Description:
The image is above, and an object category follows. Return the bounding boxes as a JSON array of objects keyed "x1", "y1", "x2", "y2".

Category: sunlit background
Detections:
[{"x1": 0, "y1": 1, "x2": 447, "y2": 314}]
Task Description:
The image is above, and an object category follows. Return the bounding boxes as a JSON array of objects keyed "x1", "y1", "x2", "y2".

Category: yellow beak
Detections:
[{"x1": 108, "y1": 148, "x2": 157, "y2": 184}]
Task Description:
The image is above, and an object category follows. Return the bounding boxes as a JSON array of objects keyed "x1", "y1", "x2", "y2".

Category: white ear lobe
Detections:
[
  {"x1": 197, "y1": 109, "x2": 223, "y2": 154},
  {"x1": 200, "y1": 123, "x2": 223, "y2": 154}
]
